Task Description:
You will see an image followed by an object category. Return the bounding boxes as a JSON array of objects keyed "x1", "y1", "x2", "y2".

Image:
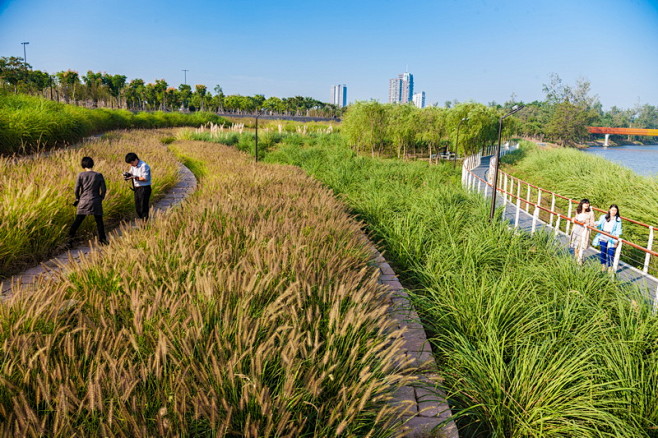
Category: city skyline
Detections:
[{"x1": 1, "y1": 0, "x2": 657, "y2": 109}]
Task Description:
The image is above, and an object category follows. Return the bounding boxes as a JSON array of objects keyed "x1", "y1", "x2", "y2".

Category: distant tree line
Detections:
[
  {"x1": 341, "y1": 101, "x2": 507, "y2": 158},
  {"x1": 0, "y1": 56, "x2": 342, "y2": 118},
  {"x1": 490, "y1": 74, "x2": 658, "y2": 146}
]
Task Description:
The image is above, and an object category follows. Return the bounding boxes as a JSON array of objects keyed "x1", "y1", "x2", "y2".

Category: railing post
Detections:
[
  {"x1": 478, "y1": 179, "x2": 482, "y2": 193},
  {"x1": 526, "y1": 185, "x2": 531, "y2": 212},
  {"x1": 613, "y1": 240, "x2": 623, "y2": 273},
  {"x1": 644, "y1": 226, "x2": 654, "y2": 274},
  {"x1": 515, "y1": 196, "x2": 521, "y2": 228},
  {"x1": 503, "y1": 174, "x2": 507, "y2": 201},
  {"x1": 508, "y1": 178, "x2": 513, "y2": 203},
  {"x1": 550, "y1": 194, "x2": 556, "y2": 227},
  {"x1": 484, "y1": 181, "x2": 489, "y2": 198},
  {"x1": 531, "y1": 207, "x2": 539, "y2": 234},
  {"x1": 566, "y1": 202, "x2": 573, "y2": 236},
  {"x1": 516, "y1": 181, "x2": 521, "y2": 208},
  {"x1": 535, "y1": 190, "x2": 542, "y2": 225},
  {"x1": 554, "y1": 216, "x2": 561, "y2": 235}
]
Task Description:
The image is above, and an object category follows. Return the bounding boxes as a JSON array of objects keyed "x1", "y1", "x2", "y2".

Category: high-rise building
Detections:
[
  {"x1": 388, "y1": 72, "x2": 414, "y2": 104},
  {"x1": 413, "y1": 91, "x2": 426, "y2": 108},
  {"x1": 331, "y1": 84, "x2": 347, "y2": 107}
]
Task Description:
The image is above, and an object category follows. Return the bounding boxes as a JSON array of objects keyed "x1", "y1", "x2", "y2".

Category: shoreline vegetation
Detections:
[{"x1": 0, "y1": 138, "x2": 410, "y2": 436}]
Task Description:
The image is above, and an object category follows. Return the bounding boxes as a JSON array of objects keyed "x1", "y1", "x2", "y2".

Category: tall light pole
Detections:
[
  {"x1": 489, "y1": 104, "x2": 524, "y2": 220},
  {"x1": 254, "y1": 111, "x2": 260, "y2": 162},
  {"x1": 21, "y1": 42, "x2": 29, "y2": 65},
  {"x1": 182, "y1": 69, "x2": 188, "y2": 85},
  {"x1": 454, "y1": 117, "x2": 468, "y2": 167}
]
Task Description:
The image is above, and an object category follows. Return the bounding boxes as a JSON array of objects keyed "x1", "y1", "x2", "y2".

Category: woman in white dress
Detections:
[{"x1": 569, "y1": 199, "x2": 596, "y2": 264}]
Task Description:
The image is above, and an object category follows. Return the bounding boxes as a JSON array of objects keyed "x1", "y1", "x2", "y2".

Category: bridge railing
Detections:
[{"x1": 463, "y1": 163, "x2": 658, "y2": 281}]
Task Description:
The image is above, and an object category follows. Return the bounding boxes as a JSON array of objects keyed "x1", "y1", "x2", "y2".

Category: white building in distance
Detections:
[
  {"x1": 413, "y1": 91, "x2": 426, "y2": 108},
  {"x1": 331, "y1": 84, "x2": 347, "y2": 107}
]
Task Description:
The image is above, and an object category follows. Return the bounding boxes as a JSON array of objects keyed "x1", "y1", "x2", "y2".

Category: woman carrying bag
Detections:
[{"x1": 592, "y1": 204, "x2": 622, "y2": 273}]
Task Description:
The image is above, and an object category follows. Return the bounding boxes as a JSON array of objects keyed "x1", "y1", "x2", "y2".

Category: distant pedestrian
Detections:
[
  {"x1": 569, "y1": 198, "x2": 596, "y2": 264},
  {"x1": 68, "y1": 156, "x2": 107, "y2": 247},
  {"x1": 592, "y1": 204, "x2": 622, "y2": 273},
  {"x1": 125, "y1": 152, "x2": 152, "y2": 220}
]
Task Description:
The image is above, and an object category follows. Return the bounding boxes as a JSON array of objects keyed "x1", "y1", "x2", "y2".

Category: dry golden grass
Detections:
[
  {"x1": 0, "y1": 140, "x2": 410, "y2": 436},
  {"x1": 0, "y1": 130, "x2": 180, "y2": 277}
]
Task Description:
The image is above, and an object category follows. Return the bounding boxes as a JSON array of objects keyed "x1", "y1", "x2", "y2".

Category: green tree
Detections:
[{"x1": 545, "y1": 101, "x2": 596, "y2": 146}]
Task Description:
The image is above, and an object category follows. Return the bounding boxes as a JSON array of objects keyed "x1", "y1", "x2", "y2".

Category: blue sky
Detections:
[{"x1": 1, "y1": 0, "x2": 657, "y2": 109}]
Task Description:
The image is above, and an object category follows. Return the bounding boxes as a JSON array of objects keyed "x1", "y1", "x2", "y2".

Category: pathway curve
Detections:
[
  {"x1": 1, "y1": 163, "x2": 197, "y2": 297},
  {"x1": 358, "y1": 238, "x2": 458, "y2": 437},
  {"x1": 472, "y1": 155, "x2": 658, "y2": 297}
]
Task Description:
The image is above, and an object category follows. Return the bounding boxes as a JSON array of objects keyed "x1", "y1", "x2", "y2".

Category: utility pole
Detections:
[
  {"x1": 182, "y1": 69, "x2": 188, "y2": 85},
  {"x1": 21, "y1": 42, "x2": 29, "y2": 65}
]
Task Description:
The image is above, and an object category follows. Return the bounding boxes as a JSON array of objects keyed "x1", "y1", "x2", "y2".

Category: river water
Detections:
[{"x1": 583, "y1": 144, "x2": 658, "y2": 177}]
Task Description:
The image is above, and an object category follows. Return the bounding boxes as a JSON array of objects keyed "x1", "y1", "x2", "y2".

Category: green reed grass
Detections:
[
  {"x1": 0, "y1": 92, "x2": 228, "y2": 155},
  {"x1": 0, "y1": 130, "x2": 179, "y2": 278},
  {"x1": 0, "y1": 139, "x2": 411, "y2": 436},
  {"x1": 264, "y1": 134, "x2": 658, "y2": 437}
]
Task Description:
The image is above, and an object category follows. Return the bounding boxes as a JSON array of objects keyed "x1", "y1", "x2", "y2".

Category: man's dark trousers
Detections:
[{"x1": 134, "y1": 185, "x2": 152, "y2": 220}]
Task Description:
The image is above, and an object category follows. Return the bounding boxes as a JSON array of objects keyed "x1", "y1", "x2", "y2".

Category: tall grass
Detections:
[
  {"x1": 264, "y1": 134, "x2": 658, "y2": 437},
  {"x1": 501, "y1": 141, "x2": 658, "y2": 270},
  {"x1": 0, "y1": 130, "x2": 179, "y2": 278},
  {"x1": 0, "y1": 140, "x2": 410, "y2": 436},
  {"x1": 0, "y1": 92, "x2": 229, "y2": 155}
]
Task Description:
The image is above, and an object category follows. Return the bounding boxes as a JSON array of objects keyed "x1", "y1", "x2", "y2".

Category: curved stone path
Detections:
[
  {"x1": 0, "y1": 163, "x2": 197, "y2": 297},
  {"x1": 359, "y1": 238, "x2": 458, "y2": 438}
]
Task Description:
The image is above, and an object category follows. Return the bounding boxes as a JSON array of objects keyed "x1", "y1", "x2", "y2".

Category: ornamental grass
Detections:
[
  {"x1": 266, "y1": 134, "x2": 658, "y2": 437},
  {"x1": 0, "y1": 130, "x2": 179, "y2": 278},
  {"x1": 0, "y1": 139, "x2": 410, "y2": 436},
  {"x1": 0, "y1": 92, "x2": 228, "y2": 155}
]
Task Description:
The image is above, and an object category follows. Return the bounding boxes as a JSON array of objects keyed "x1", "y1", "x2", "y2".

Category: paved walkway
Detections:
[
  {"x1": 1, "y1": 163, "x2": 197, "y2": 297},
  {"x1": 357, "y1": 237, "x2": 458, "y2": 437},
  {"x1": 472, "y1": 155, "x2": 658, "y2": 299}
]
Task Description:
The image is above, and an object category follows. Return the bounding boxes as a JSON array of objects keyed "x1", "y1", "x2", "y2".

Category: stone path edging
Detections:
[
  {"x1": 1, "y1": 163, "x2": 197, "y2": 297},
  {"x1": 360, "y1": 240, "x2": 459, "y2": 438}
]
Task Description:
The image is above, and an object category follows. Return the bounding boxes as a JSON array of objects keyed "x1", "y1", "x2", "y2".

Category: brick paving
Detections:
[
  {"x1": 360, "y1": 243, "x2": 459, "y2": 437},
  {"x1": 0, "y1": 163, "x2": 197, "y2": 298}
]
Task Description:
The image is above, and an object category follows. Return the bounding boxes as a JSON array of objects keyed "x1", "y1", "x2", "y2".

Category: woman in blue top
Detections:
[{"x1": 592, "y1": 204, "x2": 622, "y2": 273}]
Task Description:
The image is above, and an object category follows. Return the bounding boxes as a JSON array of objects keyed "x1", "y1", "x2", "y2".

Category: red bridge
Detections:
[
  {"x1": 588, "y1": 127, "x2": 658, "y2": 136},
  {"x1": 587, "y1": 126, "x2": 658, "y2": 146}
]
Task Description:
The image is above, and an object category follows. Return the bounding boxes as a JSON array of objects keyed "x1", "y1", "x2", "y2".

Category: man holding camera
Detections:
[{"x1": 124, "y1": 152, "x2": 152, "y2": 220}]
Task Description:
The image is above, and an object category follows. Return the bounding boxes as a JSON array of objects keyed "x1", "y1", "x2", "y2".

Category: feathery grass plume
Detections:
[
  {"x1": 0, "y1": 129, "x2": 179, "y2": 278},
  {"x1": 0, "y1": 139, "x2": 411, "y2": 436}
]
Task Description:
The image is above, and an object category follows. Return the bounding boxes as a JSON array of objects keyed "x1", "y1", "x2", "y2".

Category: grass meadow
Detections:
[
  {"x1": 0, "y1": 139, "x2": 411, "y2": 436},
  {"x1": 255, "y1": 133, "x2": 658, "y2": 437},
  {"x1": 501, "y1": 140, "x2": 658, "y2": 272},
  {"x1": 0, "y1": 93, "x2": 228, "y2": 155},
  {"x1": 0, "y1": 130, "x2": 179, "y2": 278}
]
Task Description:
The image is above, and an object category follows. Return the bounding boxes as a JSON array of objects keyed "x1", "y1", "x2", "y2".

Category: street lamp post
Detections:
[
  {"x1": 255, "y1": 112, "x2": 259, "y2": 162},
  {"x1": 21, "y1": 42, "x2": 29, "y2": 65},
  {"x1": 489, "y1": 104, "x2": 524, "y2": 220},
  {"x1": 182, "y1": 69, "x2": 188, "y2": 85},
  {"x1": 454, "y1": 117, "x2": 468, "y2": 167}
]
